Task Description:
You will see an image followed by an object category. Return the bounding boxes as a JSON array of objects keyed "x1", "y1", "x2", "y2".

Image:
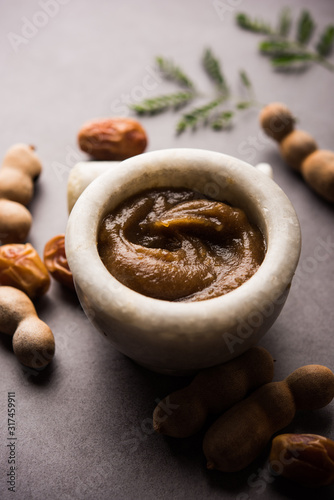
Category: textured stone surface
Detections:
[
  {"x1": 66, "y1": 149, "x2": 300, "y2": 374},
  {"x1": 0, "y1": 0, "x2": 333, "y2": 499}
]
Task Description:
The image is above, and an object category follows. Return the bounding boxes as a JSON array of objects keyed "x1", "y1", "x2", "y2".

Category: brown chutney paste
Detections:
[{"x1": 97, "y1": 187, "x2": 265, "y2": 302}]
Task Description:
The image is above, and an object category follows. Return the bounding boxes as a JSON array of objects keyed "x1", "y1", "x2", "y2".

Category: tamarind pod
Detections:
[
  {"x1": 279, "y1": 130, "x2": 318, "y2": 171},
  {"x1": 259, "y1": 102, "x2": 295, "y2": 142},
  {"x1": 203, "y1": 365, "x2": 334, "y2": 472},
  {"x1": 0, "y1": 168, "x2": 33, "y2": 206},
  {"x1": 153, "y1": 346, "x2": 274, "y2": 438},
  {"x1": 2, "y1": 143, "x2": 42, "y2": 179},
  {"x1": 0, "y1": 199, "x2": 32, "y2": 244},
  {"x1": 0, "y1": 286, "x2": 55, "y2": 368},
  {"x1": 0, "y1": 143, "x2": 43, "y2": 243},
  {"x1": 301, "y1": 150, "x2": 334, "y2": 203},
  {"x1": 13, "y1": 316, "x2": 55, "y2": 369}
]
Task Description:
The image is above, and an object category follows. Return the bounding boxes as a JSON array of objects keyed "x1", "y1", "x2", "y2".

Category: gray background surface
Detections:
[{"x1": 1, "y1": 0, "x2": 334, "y2": 499}]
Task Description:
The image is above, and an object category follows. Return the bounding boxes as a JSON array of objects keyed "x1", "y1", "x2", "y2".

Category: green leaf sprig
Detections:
[
  {"x1": 176, "y1": 97, "x2": 226, "y2": 133},
  {"x1": 316, "y1": 25, "x2": 334, "y2": 57},
  {"x1": 131, "y1": 57, "x2": 197, "y2": 115},
  {"x1": 202, "y1": 48, "x2": 229, "y2": 95},
  {"x1": 155, "y1": 57, "x2": 196, "y2": 90},
  {"x1": 296, "y1": 10, "x2": 315, "y2": 45},
  {"x1": 131, "y1": 51, "x2": 258, "y2": 134},
  {"x1": 131, "y1": 91, "x2": 195, "y2": 115},
  {"x1": 176, "y1": 57, "x2": 256, "y2": 133},
  {"x1": 236, "y1": 13, "x2": 274, "y2": 35},
  {"x1": 278, "y1": 7, "x2": 292, "y2": 37},
  {"x1": 236, "y1": 8, "x2": 334, "y2": 71}
]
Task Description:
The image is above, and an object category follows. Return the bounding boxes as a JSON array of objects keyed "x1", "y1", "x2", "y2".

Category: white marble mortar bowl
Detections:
[{"x1": 65, "y1": 148, "x2": 301, "y2": 375}]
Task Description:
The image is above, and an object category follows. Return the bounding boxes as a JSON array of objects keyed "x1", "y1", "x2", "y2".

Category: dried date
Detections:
[{"x1": 0, "y1": 243, "x2": 50, "y2": 298}]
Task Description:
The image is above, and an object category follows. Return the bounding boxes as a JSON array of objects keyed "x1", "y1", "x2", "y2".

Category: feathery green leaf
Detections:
[
  {"x1": 270, "y1": 53, "x2": 313, "y2": 68},
  {"x1": 239, "y1": 70, "x2": 252, "y2": 90},
  {"x1": 235, "y1": 101, "x2": 253, "y2": 109},
  {"x1": 278, "y1": 7, "x2": 292, "y2": 37},
  {"x1": 131, "y1": 51, "x2": 258, "y2": 133},
  {"x1": 211, "y1": 111, "x2": 234, "y2": 130},
  {"x1": 296, "y1": 10, "x2": 315, "y2": 45},
  {"x1": 236, "y1": 12, "x2": 274, "y2": 34},
  {"x1": 259, "y1": 39, "x2": 306, "y2": 57},
  {"x1": 155, "y1": 57, "x2": 195, "y2": 90},
  {"x1": 131, "y1": 91, "x2": 195, "y2": 115},
  {"x1": 176, "y1": 97, "x2": 225, "y2": 133},
  {"x1": 203, "y1": 48, "x2": 229, "y2": 94},
  {"x1": 316, "y1": 25, "x2": 334, "y2": 56},
  {"x1": 235, "y1": 8, "x2": 334, "y2": 73}
]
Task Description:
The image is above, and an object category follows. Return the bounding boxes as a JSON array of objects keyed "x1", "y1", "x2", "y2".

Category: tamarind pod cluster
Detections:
[
  {"x1": 0, "y1": 144, "x2": 42, "y2": 244},
  {"x1": 0, "y1": 286, "x2": 55, "y2": 368},
  {"x1": 202, "y1": 364, "x2": 334, "y2": 472},
  {"x1": 153, "y1": 346, "x2": 274, "y2": 438},
  {"x1": 260, "y1": 103, "x2": 334, "y2": 202}
]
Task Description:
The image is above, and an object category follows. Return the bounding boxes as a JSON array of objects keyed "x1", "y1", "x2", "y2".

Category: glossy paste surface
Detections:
[{"x1": 98, "y1": 188, "x2": 265, "y2": 302}]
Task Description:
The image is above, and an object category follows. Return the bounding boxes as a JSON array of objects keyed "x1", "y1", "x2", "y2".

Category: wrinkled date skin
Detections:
[
  {"x1": 44, "y1": 234, "x2": 75, "y2": 290},
  {"x1": 78, "y1": 117, "x2": 148, "y2": 161},
  {"x1": 270, "y1": 433, "x2": 334, "y2": 487},
  {"x1": 0, "y1": 243, "x2": 50, "y2": 298}
]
